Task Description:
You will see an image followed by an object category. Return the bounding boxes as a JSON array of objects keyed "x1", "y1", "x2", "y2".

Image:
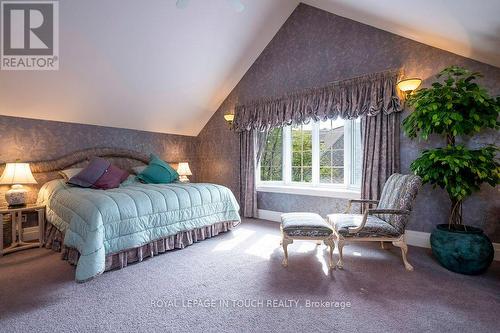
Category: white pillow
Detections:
[
  {"x1": 59, "y1": 167, "x2": 83, "y2": 180},
  {"x1": 132, "y1": 165, "x2": 147, "y2": 174}
]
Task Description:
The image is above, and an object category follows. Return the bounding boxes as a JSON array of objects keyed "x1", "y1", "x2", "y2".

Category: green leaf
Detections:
[
  {"x1": 402, "y1": 66, "x2": 499, "y2": 140},
  {"x1": 403, "y1": 66, "x2": 500, "y2": 208},
  {"x1": 409, "y1": 145, "x2": 500, "y2": 204}
]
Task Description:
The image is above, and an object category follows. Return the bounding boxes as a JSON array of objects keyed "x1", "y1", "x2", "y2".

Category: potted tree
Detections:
[{"x1": 403, "y1": 66, "x2": 500, "y2": 274}]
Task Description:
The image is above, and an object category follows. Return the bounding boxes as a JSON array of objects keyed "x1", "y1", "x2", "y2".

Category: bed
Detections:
[{"x1": 30, "y1": 148, "x2": 240, "y2": 282}]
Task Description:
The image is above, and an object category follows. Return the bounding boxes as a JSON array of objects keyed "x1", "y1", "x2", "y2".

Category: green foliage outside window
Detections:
[
  {"x1": 291, "y1": 125, "x2": 312, "y2": 182},
  {"x1": 260, "y1": 127, "x2": 283, "y2": 181}
]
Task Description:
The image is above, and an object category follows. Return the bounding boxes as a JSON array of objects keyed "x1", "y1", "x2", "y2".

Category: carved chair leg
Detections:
[
  {"x1": 392, "y1": 237, "x2": 414, "y2": 271},
  {"x1": 336, "y1": 238, "x2": 345, "y2": 269},
  {"x1": 324, "y1": 237, "x2": 335, "y2": 269},
  {"x1": 282, "y1": 236, "x2": 293, "y2": 267},
  {"x1": 380, "y1": 241, "x2": 385, "y2": 249}
]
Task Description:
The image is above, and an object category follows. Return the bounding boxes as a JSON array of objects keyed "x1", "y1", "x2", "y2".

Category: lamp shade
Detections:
[
  {"x1": 177, "y1": 162, "x2": 192, "y2": 176},
  {"x1": 397, "y1": 78, "x2": 422, "y2": 92},
  {"x1": 0, "y1": 163, "x2": 37, "y2": 185}
]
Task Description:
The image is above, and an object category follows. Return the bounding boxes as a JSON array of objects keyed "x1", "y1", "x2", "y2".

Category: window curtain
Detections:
[
  {"x1": 361, "y1": 112, "x2": 401, "y2": 200},
  {"x1": 239, "y1": 129, "x2": 268, "y2": 217},
  {"x1": 233, "y1": 69, "x2": 402, "y2": 132},
  {"x1": 236, "y1": 69, "x2": 403, "y2": 217}
]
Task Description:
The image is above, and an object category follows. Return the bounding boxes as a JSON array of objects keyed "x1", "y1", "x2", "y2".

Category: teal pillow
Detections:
[{"x1": 136, "y1": 154, "x2": 179, "y2": 184}]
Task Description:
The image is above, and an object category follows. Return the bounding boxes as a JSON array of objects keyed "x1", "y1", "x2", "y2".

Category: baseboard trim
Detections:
[
  {"x1": 405, "y1": 230, "x2": 431, "y2": 248},
  {"x1": 257, "y1": 209, "x2": 282, "y2": 223},
  {"x1": 257, "y1": 209, "x2": 500, "y2": 261},
  {"x1": 494, "y1": 243, "x2": 500, "y2": 262}
]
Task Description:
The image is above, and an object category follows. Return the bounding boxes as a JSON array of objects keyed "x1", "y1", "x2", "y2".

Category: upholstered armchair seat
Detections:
[
  {"x1": 328, "y1": 213, "x2": 401, "y2": 238},
  {"x1": 329, "y1": 173, "x2": 422, "y2": 271}
]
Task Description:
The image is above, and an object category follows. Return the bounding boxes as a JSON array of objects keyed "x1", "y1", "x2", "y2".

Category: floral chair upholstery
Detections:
[{"x1": 327, "y1": 174, "x2": 422, "y2": 271}]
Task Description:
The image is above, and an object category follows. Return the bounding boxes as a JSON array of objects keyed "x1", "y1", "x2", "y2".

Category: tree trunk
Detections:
[
  {"x1": 446, "y1": 134, "x2": 455, "y2": 146},
  {"x1": 449, "y1": 199, "x2": 463, "y2": 227}
]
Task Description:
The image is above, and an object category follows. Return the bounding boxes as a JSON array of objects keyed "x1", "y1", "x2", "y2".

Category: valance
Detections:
[{"x1": 233, "y1": 69, "x2": 403, "y2": 132}]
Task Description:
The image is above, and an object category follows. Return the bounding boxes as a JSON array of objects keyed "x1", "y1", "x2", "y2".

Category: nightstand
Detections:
[{"x1": 0, "y1": 204, "x2": 45, "y2": 256}]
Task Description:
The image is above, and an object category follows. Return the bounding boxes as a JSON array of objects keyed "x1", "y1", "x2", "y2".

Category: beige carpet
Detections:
[{"x1": 0, "y1": 219, "x2": 498, "y2": 333}]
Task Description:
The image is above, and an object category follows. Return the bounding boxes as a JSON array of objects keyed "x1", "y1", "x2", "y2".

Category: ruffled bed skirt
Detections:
[{"x1": 44, "y1": 221, "x2": 235, "y2": 273}]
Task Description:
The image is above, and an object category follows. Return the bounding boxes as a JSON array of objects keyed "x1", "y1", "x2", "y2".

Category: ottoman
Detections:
[{"x1": 280, "y1": 212, "x2": 335, "y2": 268}]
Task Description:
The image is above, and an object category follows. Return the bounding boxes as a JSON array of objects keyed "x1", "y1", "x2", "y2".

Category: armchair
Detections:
[{"x1": 328, "y1": 174, "x2": 422, "y2": 271}]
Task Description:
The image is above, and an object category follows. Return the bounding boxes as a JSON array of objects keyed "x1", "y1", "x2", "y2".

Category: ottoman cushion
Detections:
[{"x1": 281, "y1": 212, "x2": 333, "y2": 237}]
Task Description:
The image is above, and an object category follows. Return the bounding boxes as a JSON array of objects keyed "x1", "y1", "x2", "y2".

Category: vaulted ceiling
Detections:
[
  {"x1": 1, "y1": 0, "x2": 498, "y2": 136},
  {"x1": 0, "y1": 0, "x2": 298, "y2": 136},
  {"x1": 304, "y1": 0, "x2": 500, "y2": 68}
]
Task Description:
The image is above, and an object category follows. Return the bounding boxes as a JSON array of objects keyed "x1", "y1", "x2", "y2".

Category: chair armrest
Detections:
[
  {"x1": 347, "y1": 209, "x2": 410, "y2": 234},
  {"x1": 368, "y1": 209, "x2": 410, "y2": 215},
  {"x1": 347, "y1": 210, "x2": 369, "y2": 234},
  {"x1": 344, "y1": 199, "x2": 379, "y2": 213}
]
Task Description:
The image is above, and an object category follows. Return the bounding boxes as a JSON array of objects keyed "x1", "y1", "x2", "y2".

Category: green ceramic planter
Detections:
[{"x1": 430, "y1": 224, "x2": 494, "y2": 275}]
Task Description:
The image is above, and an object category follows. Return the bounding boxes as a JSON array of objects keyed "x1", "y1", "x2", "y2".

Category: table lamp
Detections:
[
  {"x1": 177, "y1": 162, "x2": 192, "y2": 183},
  {"x1": 0, "y1": 162, "x2": 37, "y2": 206}
]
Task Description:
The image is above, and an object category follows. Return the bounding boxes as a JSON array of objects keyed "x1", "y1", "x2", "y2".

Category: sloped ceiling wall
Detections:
[
  {"x1": 195, "y1": 4, "x2": 500, "y2": 241},
  {"x1": 1, "y1": 1, "x2": 499, "y2": 137},
  {"x1": 0, "y1": 0, "x2": 297, "y2": 136},
  {"x1": 304, "y1": 0, "x2": 500, "y2": 67}
]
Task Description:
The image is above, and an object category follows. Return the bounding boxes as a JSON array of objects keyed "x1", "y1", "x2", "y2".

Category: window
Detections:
[
  {"x1": 257, "y1": 118, "x2": 362, "y2": 197},
  {"x1": 319, "y1": 119, "x2": 345, "y2": 184},
  {"x1": 260, "y1": 127, "x2": 283, "y2": 182},
  {"x1": 291, "y1": 124, "x2": 312, "y2": 183}
]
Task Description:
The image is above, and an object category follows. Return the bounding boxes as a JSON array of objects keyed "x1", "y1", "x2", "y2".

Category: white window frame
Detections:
[{"x1": 256, "y1": 119, "x2": 361, "y2": 200}]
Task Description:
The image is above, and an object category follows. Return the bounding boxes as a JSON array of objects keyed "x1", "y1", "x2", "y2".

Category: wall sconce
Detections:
[
  {"x1": 224, "y1": 112, "x2": 235, "y2": 129},
  {"x1": 397, "y1": 78, "x2": 422, "y2": 98}
]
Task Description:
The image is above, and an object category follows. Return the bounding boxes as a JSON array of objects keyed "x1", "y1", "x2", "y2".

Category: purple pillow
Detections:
[
  {"x1": 67, "y1": 157, "x2": 110, "y2": 188},
  {"x1": 93, "y1": 164, "x2": 129, "y2": 190}
]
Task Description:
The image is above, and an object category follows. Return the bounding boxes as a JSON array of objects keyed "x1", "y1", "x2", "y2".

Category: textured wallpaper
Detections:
[
  {"x1": 0, "y1": 115, "x2": 197, "y2": 205},
  {"x1": 196, "y1": 4, "x2": 500, "y2": 241},
  {"x1": 0, "y1": 116, "x2": 196, "y2": 163},
  {"x1": 1, "y1": 3, "x2": 498, "y2": 241}
]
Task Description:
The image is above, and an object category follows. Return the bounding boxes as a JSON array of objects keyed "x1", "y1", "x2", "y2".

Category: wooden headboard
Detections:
[{"x1": 0, "y1": 147, "x2": 177, "y2": 205}]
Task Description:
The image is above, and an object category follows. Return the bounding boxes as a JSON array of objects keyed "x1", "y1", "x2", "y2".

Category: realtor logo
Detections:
[{"x1": 1, "y1": 1, "x2": 59, "y2": 70}]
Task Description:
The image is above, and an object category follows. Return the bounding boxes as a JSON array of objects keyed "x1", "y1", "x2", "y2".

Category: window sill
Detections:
[{"x1": 256, "y1": 184, "x2": 361, "y2": 200}]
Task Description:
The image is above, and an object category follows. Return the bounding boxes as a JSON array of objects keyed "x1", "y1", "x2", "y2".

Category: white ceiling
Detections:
[
  {"x1": 304, "y1": 0, "x2": 500, "y2": 67},
  {"x1": 0, "y1": 0, "x2": 297, "y2": 136},
  {"x1": 1, "y1": 0, "x2": 498, "y2": 136}
]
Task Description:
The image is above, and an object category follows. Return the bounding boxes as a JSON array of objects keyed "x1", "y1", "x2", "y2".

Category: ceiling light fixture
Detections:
[{"x1": 176, "y1": 0, "x2": 245, "y2": 13}]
